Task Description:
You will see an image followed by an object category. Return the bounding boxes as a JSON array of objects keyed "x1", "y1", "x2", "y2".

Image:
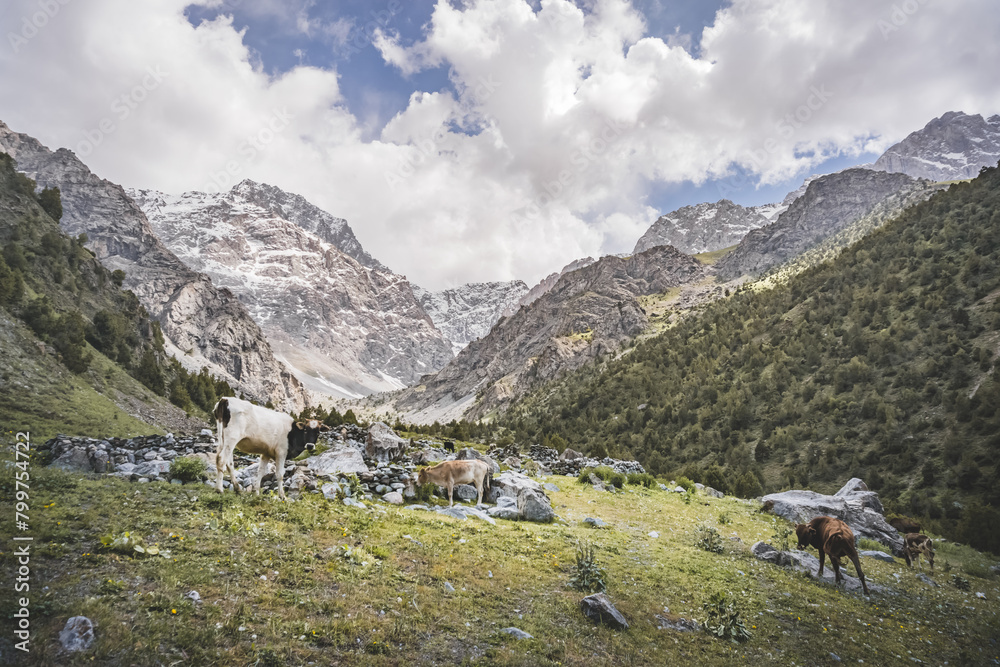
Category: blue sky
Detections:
[{"x1": 1, "y1": 0, "x2": 996, "y2": 288}]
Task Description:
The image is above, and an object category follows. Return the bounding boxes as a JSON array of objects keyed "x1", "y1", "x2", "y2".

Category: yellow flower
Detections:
[{"x1": 171, "y1": 609, "x2": 177, "y2": 614}]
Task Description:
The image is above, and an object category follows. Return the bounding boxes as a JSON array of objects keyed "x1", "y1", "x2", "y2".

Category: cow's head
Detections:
[
  {"x1": 288, "y1": 420, "x2": 331, "y2": 458},
  {"x1": 795, "y1": 523, "x2": 815, "y2": 550},
  {"x1": 417, "y1": 467, "x2": 428, "y2": 486}
]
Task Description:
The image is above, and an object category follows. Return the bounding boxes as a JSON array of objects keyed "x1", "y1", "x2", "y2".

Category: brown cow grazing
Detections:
[
  {"x1": 889, "y1": 516, "x2": 921, "y2": 534},
  {"x1": 795, "y1": 516, "x2": 871, "y2": 596},
  {"x1": 417, "y1": 459, "x2": 491, "y2": 506},
  {"x1": 903, "y1": 533, "x2": 935, "y2": 571}
]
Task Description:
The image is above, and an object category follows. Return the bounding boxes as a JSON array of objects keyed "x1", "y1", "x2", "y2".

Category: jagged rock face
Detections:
[
  {"x1": 128, "y1": 186, "x2": 453, "y2": 399},
  {"x1": 414, "y1": 280, "x2": 529, "y2": 354},
  {"x1": 715, "y1": 169, "x2": 925, "y2": 280},
  {"x1": 395, "y1": 246, "x2": 704, "y2": 421},
  {"x1": 873, "y1": 111, "x2": 1000, "y2": 182},
  {"x1": 633, "y1": 199, "x2": 770, "y2": 255},
  {"x1": 0, "y1": 121, "x2": 304, "y2": 411},
  {"x1": 504, "y1": 257, "x2": 597, "y2": 317},
  {"x1": 224, "y1": 179, "x2": 387, "y2": 271}
]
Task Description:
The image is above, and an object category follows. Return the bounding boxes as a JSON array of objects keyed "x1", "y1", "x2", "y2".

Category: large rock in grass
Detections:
[
  {"x1": 307, "y1": 447, "x2": 368, "y2": 476},
  {"x1": 59, "y1": 616, "x2": 95, "y2": 652},
  {"x1": 366, "y1": 422, "x2": 407, "y2": 463},
  {"x1": 761, "y1": 478, "x2": 904, "y2": 556},
  {"x1": 751, "y1": 542, "x2": 883, "y2": 594},
  {"x1": 517, "y1": 488, "x2": 555, "y2": 523},
  {"x1": 580, "y1": 593, "x2": 629, "y2": 630},
  {"x1": 485, "y1": 470, "x2": 543, "y2": 503}
]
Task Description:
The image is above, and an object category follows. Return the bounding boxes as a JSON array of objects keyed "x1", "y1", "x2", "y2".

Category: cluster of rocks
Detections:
[
  {"x1": 40, "y1": 431, "x2": 243, "y2": 484},
  {"x1": 487, "y1": 442, "x2": 647, "y2": 478}
]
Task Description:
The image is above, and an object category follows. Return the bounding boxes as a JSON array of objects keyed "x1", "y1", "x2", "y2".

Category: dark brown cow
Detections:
[
  {"x1": 903, "y1": 533, "x2": 935, "y2": 571},
  {"x1": 889, "y1": 516, "x2": 921, "y2": 534},
  {"x1": 796, "y1": 516, "x2": 871, "y2": 596}
]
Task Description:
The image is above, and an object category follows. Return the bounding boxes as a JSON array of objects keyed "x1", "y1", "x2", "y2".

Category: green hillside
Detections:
[
  {"x1": 1, "y1": 450, "x2": 997, "y2": 665},
  {"x1": 0, "y1": 153, "x2": 229, "y2": 439},
  {"x1": 500, "y1": 163, "x2": 1000, "y2": 553}
]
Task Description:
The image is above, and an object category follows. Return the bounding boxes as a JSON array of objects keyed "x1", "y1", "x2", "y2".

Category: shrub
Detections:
[
  {"x1": 414, "y1": 483, "x2": 436, "y2": 503},
  {"x1": 858, "y1": 538, "x2": 889, "y2": 554},
  {"x1": 717, "y1": 512, "x2": 732, "y2": 526},
  {"x1": 951, "y1": 574, "x2": 971, "y2": 591},
  {"x1": 170, "y1": 456, "x2": 208, "y2": 483},
  {"x1": 696, "y1": 525, "x2": 725, "y2": 553},
  {"x1": 580, "y1": 466, "x2": 627, "y2": 488},
  {"x1": 569, "y1": 541, "x2": 606, "y2": 593},
  {"x1": 703, "y1": 592, "x2": 752, "y2": 643},
  {"x1": 771, "y1": 523, "x2": 794, "y2": 552},
  {"x1": 675, "y1": 476, "x2": 697, "y2": 494},
  {"x1": 626, "y1": 472, "x2": 656, "y2": 488}
]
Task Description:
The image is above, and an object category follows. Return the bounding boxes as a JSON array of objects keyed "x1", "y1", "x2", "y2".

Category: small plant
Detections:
[
  {"x1": 414, "y1": 483, "x2": 436, "y2": 503},
  {"x1": 98, "y1": 578, "x2": 127, "y2": 595},
  {"x1": 252, "y1": 647, "x2": 285, "y2": 667},
  {"x1": 771, "y1": 523, "x2": 794, "y2": 552},
  {"x1": 717, "y1": 512, "x2": 732, "y2": 526},
  {"x1": 942, "y1": 560, "x2": 952, "y2": 573},
  {"x1": 522, "y1": 459, "x2": 540, "y2": 476},
  {"x1": 675, "y1": 476, "x2": 697, "y2": 495},
  {"x1": 703, "y1": 592, "x2": 752, "y2": 644},
  {"x1": 626, "y1": 472, "x2": 656, "y2": 488},
  {"x1": 696, "y1": 525, "x2": 725, "y2": 554},
  {"x1": 169, "y1": 456, "x2": 208, "y2": 483},
  {"x1": 952, "y1": 574, "x2": 971, "y2": 591},
  {"x1": 569, "y1": 541, "x2": 607, "y2": 593},
  {"x1": 365, "y1": 639, "x2": 390, "y2": 655},
  {"x1": 100, "y1": 531, "x2": 171, "y2": 558},
  {"x1": 858, "y1": 538, "x2": 889, "y2": 553}
]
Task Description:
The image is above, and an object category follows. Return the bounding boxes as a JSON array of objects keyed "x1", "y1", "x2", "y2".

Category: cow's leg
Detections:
[
  {"x1": 274, "y1": 451, "x2": 287, "y2": 501},
  {"x1": 228, "y1": 456, "x2": 243, "y2": 494},
  {"x1": 215, "y1": 449, "x2": 226, "y2": 494},
  {"x1": 850, "y1": 553, "x2": 870, "y2": 596},
  {"x1": 817, "y1": 549, "x2": 826, "y2": 577},
  {"x1": 255, "y1": 455, "x2": 270, "y2": 495},
  {"x1": 831, "y1": 555, "x2": 843, "y2": 584},
  {"x1": 476, "y1": 476, "x2": 484, "y2": 505},
  {"x1": 448, "y1": 481, "x2": 454, "y2": 506}
]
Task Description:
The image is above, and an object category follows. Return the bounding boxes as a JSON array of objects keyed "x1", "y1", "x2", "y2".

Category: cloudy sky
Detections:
[{"x1": 1, "y1": 0, "x2": 998, "y2": 290}]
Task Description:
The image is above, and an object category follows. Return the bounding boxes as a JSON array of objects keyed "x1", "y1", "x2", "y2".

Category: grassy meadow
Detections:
[{"x1": 1, "y1": 439, "x2": 998, "y2": 666}]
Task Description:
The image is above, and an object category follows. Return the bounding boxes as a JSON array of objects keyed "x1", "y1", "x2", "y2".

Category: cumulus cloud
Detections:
[{"x1": 0, "y1": 0, "x2": 998, "y2": 290}]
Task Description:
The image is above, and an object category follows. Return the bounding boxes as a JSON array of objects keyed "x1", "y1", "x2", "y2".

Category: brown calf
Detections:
[
  {"x1": 889, "y1": 516, "x2": 921, "y2": 534},
  {"x1": 796, "y1": 516, "x2": 871, "y2": 596},
  {"x1": 417, "y1": 459, "x2": 491, "y2": 506},
  {"x1": 903, "y1": 533, "x2": 935, "y2": 571}
]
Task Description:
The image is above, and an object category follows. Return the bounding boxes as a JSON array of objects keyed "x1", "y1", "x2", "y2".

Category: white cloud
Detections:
[{"x1": 1, "y1": 0, "x2": 998, "y2": 290}]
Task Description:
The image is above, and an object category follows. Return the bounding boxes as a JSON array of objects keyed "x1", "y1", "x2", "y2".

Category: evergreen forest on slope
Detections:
[{"x1": 498, "y1": 163, "x2": 1000, "y2": 553}]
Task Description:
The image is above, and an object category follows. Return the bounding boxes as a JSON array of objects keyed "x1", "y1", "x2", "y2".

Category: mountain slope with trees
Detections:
[
  {"x1": 500, "y1": 162, "x2": 1000, "y2": 553},
  {"x1": 0, "y1": 153, "x2": 231, "y2": 438}
]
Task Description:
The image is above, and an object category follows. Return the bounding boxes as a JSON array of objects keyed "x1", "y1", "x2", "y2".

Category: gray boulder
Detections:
[
  {"x1": 580, "y1": 593, "x2": 629, "y2": 630},
  {"x1": 487, "y1": 496, "x2": 520, "y2": 520},
  {"x1": 560, "y1": 448, "x2": 585, "y2": 460},
  {"x1": 59, "y1": 616, "x2": 95, "y2": 653},
  {"x1": 703, "y1": 486, "x2": 724, "y2": 499},
  {"x1": 500, "y1": 627, "x2": 533, "y2": 640},
  {"x1": 517, "y1": 488, "x2": 555, "y2": 523},
  {"x1": 51, "y1": 448, "x2": 92, "y2": 472},
  {"x1": 307, "y1": 447, "x2": 368, "y2": 476},
  {"x1": 761, "y1": 478, "x2": 904, "y2": 556},
  {"x1": 382, "y1": 491, "x2": 404, "y2": 505},
  {"x1": 861, "y1": 550, "x2": 896, "y2": 563},
  {"x1": 750, "y1": 542, "x2": 882, "y2": 593},
  {"x1": 453, "y1": 484, "x2": 479, "y2": 502},
  {"x1": 656, "y1": 615, "x2": 700, "y2": 632},
  {"x1": 486, "y1": 470, "x2": 543, "y2": 503},
  {"x1": 366, "y1": 422, "x2": 407, "y2": 463}
]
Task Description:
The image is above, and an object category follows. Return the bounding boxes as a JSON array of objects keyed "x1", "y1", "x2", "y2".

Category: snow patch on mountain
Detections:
[
  {"x1": 873, "y1": 111, "x2": 1000, "y2": 181},
  {"x1": 414, "y1": 281, "x2": 530, "y2": 355},
  {"x1": 633, "y1": 200, "x2": 770, "y2": 255}
]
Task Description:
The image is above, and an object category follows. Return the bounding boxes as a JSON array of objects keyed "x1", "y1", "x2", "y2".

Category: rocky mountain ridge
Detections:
[
  {"x1": 873, "y1": 110, "x2": 1000, "y2": 181},
  {"x1": 128, "y1": 185, "x2": 454, "y2": 400},
  {"x1": 0, "y1": 121, "x2": 305, "y2": 410},
  {"x1": 414, "y1": 280, "x2": 529, "y2": 355},
  {"x1": 632, "y1": 199, "x2": 770, "y2": 256},
  {"x1": 715, "y1": 168, "x2": 929, "y2": 281},
  {"x1": 393, "y1": 245, "x2": 706, "y2": 422}
]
